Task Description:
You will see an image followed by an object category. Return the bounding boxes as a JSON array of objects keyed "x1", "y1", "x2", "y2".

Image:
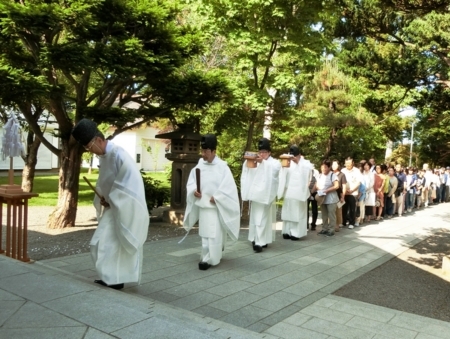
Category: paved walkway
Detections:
[{"x1": 2, "y1": 204, "x2": 450, "y2": 338}]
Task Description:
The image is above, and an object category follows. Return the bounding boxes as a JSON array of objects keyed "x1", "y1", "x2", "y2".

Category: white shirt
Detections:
[
  {"x1": 317, "y1": 172, "x2": 339, "y2": 204},
  {"x1": 341, "y1": 167, "x2": 362, "y2": 196}
]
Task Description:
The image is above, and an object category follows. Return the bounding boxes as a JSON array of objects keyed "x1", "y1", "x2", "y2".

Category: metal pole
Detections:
[
  {"x1": 409, "y1": 122, "x2": 415, "y2": 167},
  {"x1": 8, "y1": 157, "x2": 14, "y2": 186}
]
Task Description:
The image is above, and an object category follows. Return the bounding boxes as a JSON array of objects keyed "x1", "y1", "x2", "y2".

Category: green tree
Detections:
[
  {"x1": 0, "y1": 0, "x2": 225, "y2": 228},
  {"x1": 199, "y1": 0, "x2": 335, "y2": 152},
  {"x1": 332, "y1": 0, "x2": 450, "y2": 164},
  {"x1": 273, "y1": 60, "x2": 387, "y2": 163},
  {"x1": 413, "y1": 87, "x2": 450, "y2": 165}
]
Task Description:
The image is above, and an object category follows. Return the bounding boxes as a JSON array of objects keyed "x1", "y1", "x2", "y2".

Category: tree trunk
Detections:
[
  {"x1": 21, "y1": 133, "x2": 41, "y2": 192},
  {"x1": 325, "y1": 127, "x2": 336, "y2": 159},
  {"x1": 245, "y1": 110, "x2": 258, "y2": 151},
  {"x1": 47, "y1": 140, "x2": 83, "y2": 229}
]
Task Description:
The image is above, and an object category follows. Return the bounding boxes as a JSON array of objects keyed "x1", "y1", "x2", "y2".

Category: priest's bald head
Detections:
[{"x1": 201, "y1": 134, "x2": 217, "y2": 163}]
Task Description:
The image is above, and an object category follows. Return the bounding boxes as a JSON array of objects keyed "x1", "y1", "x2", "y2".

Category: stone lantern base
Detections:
[{"x1": 162, "y1": 209, "x2": 185, "y2": 226}]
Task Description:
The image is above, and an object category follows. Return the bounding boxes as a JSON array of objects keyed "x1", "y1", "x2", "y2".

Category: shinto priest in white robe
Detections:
[
  {"x1": 241, "y1": 156, "x2": 280, "y2": 246},
  {"x1": 183, "y1": 156, "x2": 240, "y2": 266},
  {"x1": 277, "y1": 157, "x2": 313, "y2": 238},
  {"x1": 91, "y1": 142, "x2": 149, "y2": 285}
]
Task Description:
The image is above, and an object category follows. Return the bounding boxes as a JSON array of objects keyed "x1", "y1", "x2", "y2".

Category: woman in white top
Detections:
[
  {"x1": 315, "y1": 160, "x2": 339, "y2": 236},
  {"x1": 363, "y1": 162, "x2": 376, "y2": 222}
]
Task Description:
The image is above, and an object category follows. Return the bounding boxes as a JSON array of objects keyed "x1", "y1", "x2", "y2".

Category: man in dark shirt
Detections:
[{"x1": 394, "y1": 164, "x2": 406, "y2": 216}]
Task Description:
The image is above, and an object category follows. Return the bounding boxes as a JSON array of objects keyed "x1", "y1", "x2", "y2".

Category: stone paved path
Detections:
[{"x1": 1, "y1": 203, "x2": 450, "y2": 338}]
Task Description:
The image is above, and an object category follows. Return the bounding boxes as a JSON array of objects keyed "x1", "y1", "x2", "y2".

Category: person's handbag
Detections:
[
  {"x1": 315, "y1": 194, "x2": 325, "y2": 206},
  {"x1": 431, "y1": 189, "x2": 437, "y2": 199}
]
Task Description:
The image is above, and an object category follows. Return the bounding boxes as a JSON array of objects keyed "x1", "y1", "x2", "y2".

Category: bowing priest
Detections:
[
  {"x1": 183, "y1": 134, "x2": 240, "y2": 270},
  {"x1": 241, "y1": 138, "x2": 280, "y2": 252},
  {"x1": 277, "y1": 145, "x2": 313, "y2": 240},
  {"x1": 72, "y1": 119, "x2": 149, "y2": 290}
]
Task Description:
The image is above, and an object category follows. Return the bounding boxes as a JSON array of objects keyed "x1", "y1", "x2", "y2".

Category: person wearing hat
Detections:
[
  {"x1": 183, "y1": 134, "x2": 240, "y2": 270},
  {"x1": 241, "y1": 138, "x2": 280, "y2": 252},
  {"x1": 71, "y1": 118, "x2": 149, "y2": 290},
  {"x1": 277, "y1": 145, "x2": 313, "y2": 240}
]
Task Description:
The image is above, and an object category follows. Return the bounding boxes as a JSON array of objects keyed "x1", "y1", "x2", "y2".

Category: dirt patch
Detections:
[{"x1": 334, "y1": 229, "x2": 450, "y2": 322}]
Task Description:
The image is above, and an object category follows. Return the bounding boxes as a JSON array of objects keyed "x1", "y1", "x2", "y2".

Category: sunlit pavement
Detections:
[{"x1": 2, "y1": 203, "x2": 450, "y2": 338}]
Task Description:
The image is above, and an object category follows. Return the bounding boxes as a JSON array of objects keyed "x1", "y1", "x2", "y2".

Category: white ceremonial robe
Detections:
[
  {"x1": 277, "y1": 158, "x2": 312, "y2": 238},
  {"x1": 183, "y1": 156, "x2": 240, "y2": 266},
  {"x1": 241, "y1": 156, "x2": 281, "y2": 246},
  {"x1": 91, "y1": 142, "x2": 149, "y2": 285}
]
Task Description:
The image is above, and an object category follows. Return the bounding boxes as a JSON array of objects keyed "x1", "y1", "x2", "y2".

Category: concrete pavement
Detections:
[{"x1": 2, "y1": 203, "x2": 450, "y2": 338}]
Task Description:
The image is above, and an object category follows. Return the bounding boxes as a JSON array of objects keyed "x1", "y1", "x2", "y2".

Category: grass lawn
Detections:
[{"x1": 0, "y1": 169, "x2": 169, "y2": 207}]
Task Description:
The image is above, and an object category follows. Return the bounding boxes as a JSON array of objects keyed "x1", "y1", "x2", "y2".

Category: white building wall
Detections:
[
  {"x1": 141, "y1": 138, "x2": 169, "y2": 171},
  {"x1": 51, "y1": 135, "x2": 60, "y2": 169},
  {"x1": 137, "y1": 127, "x2": 170, "y2": 171},
  {"x1": 81, "y1": 126, "x2": 170, "y2": 172},
  {"x1": 0, "y1": 125, "x2": 170, "y2": 172},
  {"x1": 110, "y1": 131, "x2": 140, "y2": 170}
]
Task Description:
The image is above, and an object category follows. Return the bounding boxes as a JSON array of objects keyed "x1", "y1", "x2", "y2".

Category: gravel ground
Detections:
[
  {"x1": 334, "y1": 229, "x2": 450, "y2": 322},
  {"x1": 1, "y1": 206, "x2": 198, "y2": 261}
]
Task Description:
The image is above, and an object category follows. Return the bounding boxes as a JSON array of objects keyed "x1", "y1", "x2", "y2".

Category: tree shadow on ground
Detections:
[
  {"x1": 334, "y1": 226, "x2": 450, "y2": 322},
  {"x1": 334, "y1": 256, "x2": 450, "y2": 322},
  {"x1": 406, "y1": 229, "x2": 450, "y2": 269},
  {"x1": 1, "y1": 220, "x2": 198, "y2": 261}
]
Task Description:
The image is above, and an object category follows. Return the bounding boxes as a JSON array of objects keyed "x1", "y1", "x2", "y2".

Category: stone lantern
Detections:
[{"x1": 156, "y1": 124, "x2": 201, "y2": 224}]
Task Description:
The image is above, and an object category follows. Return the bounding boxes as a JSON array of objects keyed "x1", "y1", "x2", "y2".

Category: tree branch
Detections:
[
  {"x1": 252, "y1": 56, "x2": 259, "y2": 88},
  {"x1": 433, "y1": 50, "x2": 450, "y2": 68},
  {"x1": 106, "y1": 107, "x2": 171, "y2": 140},
  {"x1": 78, "y1": 70, "x2": 91, "y2": 106},
  {"x1": 260, "y1": 40, "x2": 278, "y2": 89},
  {"x1": 101, "y1": 80, "x2": 127, "y2": 108},
  {"x1": 86, "y1": 77, "x2": 114, "y2": 106},
  {"x1": 18, "y1": 102, "x2": 61, "y2": 156},
  {"x1": 62, "y1": 70, "x2": 78, "y2": 89}
]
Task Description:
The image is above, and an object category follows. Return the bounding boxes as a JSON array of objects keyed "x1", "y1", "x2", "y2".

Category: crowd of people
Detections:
[
  {"x1": 183, "y1": 134, "x2": 450, "y2": 271},
  {"x1": 72, "y1": 120, "x2": 448, "y2": 283},
  {"x1": 319, "y1": 159, "x2": 450, "y2": 231}
]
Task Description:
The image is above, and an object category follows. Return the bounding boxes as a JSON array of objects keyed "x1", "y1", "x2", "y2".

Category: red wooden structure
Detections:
[{"x1": 0, "y1": 191, "x2": 38, "y2": 262}]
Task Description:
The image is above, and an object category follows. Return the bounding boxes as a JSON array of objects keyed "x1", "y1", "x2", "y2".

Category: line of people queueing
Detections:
[{"x1": 182, "y1": 135, "x2": 448, "y2": 271}]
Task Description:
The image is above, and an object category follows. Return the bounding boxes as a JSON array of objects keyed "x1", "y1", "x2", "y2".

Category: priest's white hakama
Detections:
[
  {"x1": 91, "y1": 143, "x2": 149, "y2": 285},
  {"x1": 241, "y1": 157, "x2": 280, "y2": 246},
  {"x1": 183, "y1": 157, "x2": 240, "y2": 266},
  {"x1": 278, "y1": 158, "x2": 313, "y2": 239}
]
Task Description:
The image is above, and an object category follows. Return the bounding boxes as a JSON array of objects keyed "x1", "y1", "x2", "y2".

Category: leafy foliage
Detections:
[
  {"x1": 141, "y1": 172, "x2": 170, "y2": 213},
  {"x1": 269, "y1": 60, "x2": 386, "y2": 163},
  {"x1": 412, "y1": 86, "x2": 450, "y2": 166},
  {"x1": 0, "y1": 0, "x2": 228, "y2": 227},
  {"x1": 330, "y1": 0, "x2": 450, "y2": 165}
]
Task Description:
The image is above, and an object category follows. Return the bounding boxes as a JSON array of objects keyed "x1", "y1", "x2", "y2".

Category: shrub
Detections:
[
  {"x1": 164, "y1": 162, "x2": 172, "y2": 182},
  {"x1": 140, "y1": 172, "x2": 170, "y2": 213}
]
